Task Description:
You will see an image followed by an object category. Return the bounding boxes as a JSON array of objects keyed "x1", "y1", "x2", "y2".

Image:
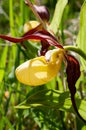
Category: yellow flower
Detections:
[
  {"x1": 15, "y1": 48, "x2": 64, "y2": 86},
  {"x1": 23, "y1": 20, "x2": 40, "y2": 43},
  {"x1": 24, "y1": 21, "x2": 39, "y2": 33}
]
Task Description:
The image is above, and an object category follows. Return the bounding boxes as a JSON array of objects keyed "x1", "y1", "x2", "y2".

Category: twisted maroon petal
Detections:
[
  {"x1": 66, "y1": 55, "x2": 80, "y2": 95},
  {"x1": 66, "y1": 55, "x2": 86, "y2": 123},
  {"x1": 0, "y1": 27, "x2": 63, "y2": 55}
]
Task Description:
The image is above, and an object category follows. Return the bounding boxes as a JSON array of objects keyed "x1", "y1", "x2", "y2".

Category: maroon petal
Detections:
[
  {"x1": 0, "y1": 27, "x2": 63, "y2": 54},
  {"x1": 66, "y1": 55, "x2": 86, "y2": 123},
  {"x1": 66, "y1": 55, "x2": 80, "y2": 95},
  {"x1": 23, "y1": 25, "x2": 62, "y2": 48},
  {"x1": 23, "y1": 24, "x2": 43, "y2": 36},
  {"x1": 0, "y1": 31, "x2": 61, "y2": 46}
]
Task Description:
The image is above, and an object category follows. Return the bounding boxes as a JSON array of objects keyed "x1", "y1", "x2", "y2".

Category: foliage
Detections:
[
  {"x1": 77, "y1": 0, "x2": 86, "y2": 70},
  {"x1": 0, "y1": 0, "x2": 86, "y2": 130}
]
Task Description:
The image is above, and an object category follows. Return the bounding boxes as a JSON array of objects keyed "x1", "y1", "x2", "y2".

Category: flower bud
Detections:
[{"x1": 34, "y1": 5, "x2": 50, "y2": 22}]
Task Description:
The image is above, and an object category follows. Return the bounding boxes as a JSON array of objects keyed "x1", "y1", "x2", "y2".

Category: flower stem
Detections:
[{"x1": 64, "y1": 46, "x2": 86, "y2": 60}]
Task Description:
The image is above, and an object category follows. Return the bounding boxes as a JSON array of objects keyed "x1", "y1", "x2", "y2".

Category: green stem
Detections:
[{"x1": 64, "y1": 46, "x2": 86, "y2": 61}]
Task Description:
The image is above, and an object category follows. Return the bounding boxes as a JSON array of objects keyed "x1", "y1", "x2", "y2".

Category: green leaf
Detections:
[
  {"x1": 48, "y1": 0, "x2": 68, "y2": 34},
  {"x1": 15, "y1": 86, "x2": 86, "y2": 120},
  {"x1": 77, "y1": 0, "x2": 86, "y2": 70},
  {"x1": 0, "y1": 46, "x2": 8, "y2": 81},
  {"x1": 81, "y1": 125, "x2": 86, "y2": 130}
]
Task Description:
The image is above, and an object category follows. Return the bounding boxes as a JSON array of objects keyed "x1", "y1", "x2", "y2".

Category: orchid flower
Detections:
[{"x1": 0, "y1": 0, "x2": 86, "y2": 123}]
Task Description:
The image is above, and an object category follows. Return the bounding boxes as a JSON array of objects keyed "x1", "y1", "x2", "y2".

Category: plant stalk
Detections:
[{"x1": 64, "y1": 46, "x2": 86, "y2": 61}]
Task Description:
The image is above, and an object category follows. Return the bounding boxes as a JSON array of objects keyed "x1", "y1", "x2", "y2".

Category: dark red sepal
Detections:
[
  {"x1": 0, "y1": 27, "x2": 63, "y2": 55},
  {"x1": 66, "y1": 55, "x2": 80, "y2": 96},
  {"x1": 66, "y1": 55, "x2": 86, "y2": 123}
]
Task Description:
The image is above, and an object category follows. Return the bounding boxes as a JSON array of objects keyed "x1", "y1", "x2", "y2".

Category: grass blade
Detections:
[{"x1": 0, "y1": 46, "x2": 8, "y2": 81}]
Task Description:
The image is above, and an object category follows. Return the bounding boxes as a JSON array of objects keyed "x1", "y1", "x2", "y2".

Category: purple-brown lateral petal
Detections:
[
  {"x1": 66, "y1": 55, "x2": 86, "y2": 123},
  {"x1": 66, "y1": 55, "x2": 80, "y2": 95},
  {"x1": 23, "y1": 24, "x2": 43, "y2": 36},
  {"x1": 0, "y1": 28, "x2": 63, "y2": 51},
  {"x1": 24, "y1": 27, "x2": 63, "y2": 54}
]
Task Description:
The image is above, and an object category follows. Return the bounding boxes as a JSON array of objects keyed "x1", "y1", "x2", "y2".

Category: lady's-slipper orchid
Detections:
[
  {"x1": 0, "y1": 0, "x2": 86, "y2": 123},
  {"x1": 0, "y1": 32, "x2": 85, "y2": 123},
  {"x1": 15, "y1": 48, "x2": 64, "y2": 86}
]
